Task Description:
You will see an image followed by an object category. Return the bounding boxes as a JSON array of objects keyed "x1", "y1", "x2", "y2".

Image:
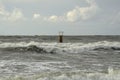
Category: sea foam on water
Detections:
[
  {"x1": 1, "y1": 69, "x2": 120, "y2": 80},
  {"x1": 0, "y1": 41, "x2": 120, "y2": 53},
  {"x1": 0, "y1": 37, "x2": 120, "y2": 80}
]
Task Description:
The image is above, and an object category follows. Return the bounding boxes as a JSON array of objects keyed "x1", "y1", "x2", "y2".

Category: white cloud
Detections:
[
  {"x1": 33, "y1": 13, "x2": 41, "y2": 19},
  {"x1": 66, "y1": 0, "x2": 99, "y2": 22},
  {"x1": 33, "y1": 0, "x2": 99, "y2": 22},
  {"x1": 0, "y1": 4, "x2": 9, "y2": 18},
  {"x1": 0, "y1": 3, "x2": 25, "y2": 22},
  {"x1": 66, "y1": 7, "x2": 80, "y2": 22},
  {"x1": 33, "y1": 14, "x2": 65, "y2": 22},
  {"x1": 7, "y1": 8, "x2": 25, "y2": 22},
  {"x1": 47, "y1": 15, "x2": 59, "y2": 22},
  {"x1": 33, "y1": 14, "x2": 60, "y2": 22}
]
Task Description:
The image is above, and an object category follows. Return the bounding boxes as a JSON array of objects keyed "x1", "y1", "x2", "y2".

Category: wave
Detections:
[
  {"x1": 1, "y1": 67, "x2": 120, "y2": 80},
  {"x1": 0, "y1": 45, "x2": 49, "y2": 53},
  {"x1": 93, "y1": 47, "x2": 120, "y2": 51},
  {"x1": 0, "y1": 41, "x2": 120, "y2": 53}
]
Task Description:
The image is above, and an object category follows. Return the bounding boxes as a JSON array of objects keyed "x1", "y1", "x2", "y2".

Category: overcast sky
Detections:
[{"x1": 0, "y1": 0, "x2": 120, "y2": 35}]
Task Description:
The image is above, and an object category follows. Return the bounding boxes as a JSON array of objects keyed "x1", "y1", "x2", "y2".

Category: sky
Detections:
[{"x1": 0, "y1": 0, "x2": 120, "y2": 35}]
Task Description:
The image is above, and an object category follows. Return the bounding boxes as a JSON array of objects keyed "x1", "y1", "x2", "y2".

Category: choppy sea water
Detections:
[{"x1": 0, "y1": 36, "x2": 120, "y2": 80}]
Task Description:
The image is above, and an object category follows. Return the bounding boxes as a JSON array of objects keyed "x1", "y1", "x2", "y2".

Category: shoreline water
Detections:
[{"x1": 0, "y1": 36, "x2": 120, "y2": 80}]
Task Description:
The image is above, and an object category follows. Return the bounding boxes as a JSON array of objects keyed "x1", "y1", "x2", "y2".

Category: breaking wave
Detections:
[{"x1": 0, "y1": 41, "x2": 120, "y2": 53}]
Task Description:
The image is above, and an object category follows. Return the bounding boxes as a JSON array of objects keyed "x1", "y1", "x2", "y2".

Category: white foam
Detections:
[
  {"x1": 1, "y1": 69, "x2": 120, "y2": 80},
  {"x1": 0, "y1": 60, "x2": 71, "y2": 74},
  {"x1": 0, "y1": 41, "x2": 120, "y2": 53},
  {"x1": 0, "y1": 59, "x2": 120, "y2": 80}
]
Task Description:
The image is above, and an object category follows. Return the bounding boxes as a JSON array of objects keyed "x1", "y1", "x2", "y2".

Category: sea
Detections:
[{"x1": 0, "y1": 35, "x2": 120, "y2": 80}]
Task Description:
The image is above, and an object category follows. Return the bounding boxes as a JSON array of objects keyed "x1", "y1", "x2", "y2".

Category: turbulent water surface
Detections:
[{"x1": 0, "y1": 36, "x2": 120, "y2": 80}]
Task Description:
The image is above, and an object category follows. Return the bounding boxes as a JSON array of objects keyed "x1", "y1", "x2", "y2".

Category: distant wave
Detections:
[{"x1": 0, "y1": 41, "x2": 120, "y2": 53}]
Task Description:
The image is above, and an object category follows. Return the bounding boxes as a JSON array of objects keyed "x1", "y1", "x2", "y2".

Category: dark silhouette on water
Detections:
[{"x1": 58, "y1": 31, "x2": 64, "y2": 43}]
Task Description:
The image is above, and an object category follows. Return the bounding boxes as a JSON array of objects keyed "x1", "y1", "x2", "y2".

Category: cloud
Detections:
[
  {"x1": 33, "y1": 13, "x2": 41, "y2": 19},
  {"x1": 33, "y1": 14, "x2": 65, "y2": 22},
  {"x1": 47, "y1": 15, "x2": 60, "y2": 22},
  {"x1": 0, "y1": 3, "x2": 25, "y2": 22},
  {"x1": 33, "y1": 0, "x2": 99, "y2": 22},
  {"x1": 7, "y1": 8, "x2": 25, "y2": 22},
  {"x1": 66, "y1": 0, "x2": 99, "y2": 22},
  {"x1": 66, "y1": 8, "x2": 79, "y2": 22},
  {"x1": 0, "y1": 3, "x2": 9, "y2": 18},
  {"x1": 33, "y1": 13, "x2": 61, "y2": 22}
]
